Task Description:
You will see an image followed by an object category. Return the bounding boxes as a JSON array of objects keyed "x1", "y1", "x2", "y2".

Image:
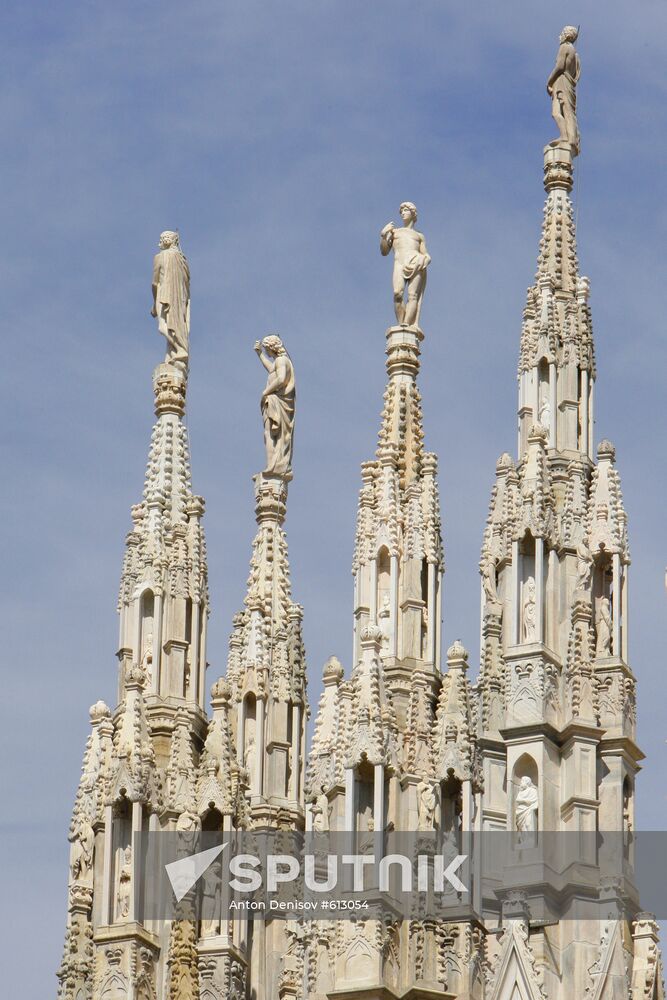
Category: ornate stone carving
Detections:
[
  {"x1": 380, "y1": 203, "x2": 431, "y2": 328},
  {"x1": 254, "y1": 336, "x2": 296, "y2": 476},
  {"x1": 547, "y1": 26, "x2": 581, "y2": 155},
  {"x1": 151, "y1": 231, "x2": 190, "y2": 367}
]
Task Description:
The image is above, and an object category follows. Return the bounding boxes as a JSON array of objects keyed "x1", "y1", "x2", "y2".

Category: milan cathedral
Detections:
[{"x1": 57, "y1": 28, "x2": 664, "y2": 1000}]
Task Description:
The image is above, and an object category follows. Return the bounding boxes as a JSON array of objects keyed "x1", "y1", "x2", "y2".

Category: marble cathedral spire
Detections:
[
  {"x1": 57, "y1": 234, "x2": 223, "y2": 1000},
  {"x1": 477, "y1": 28, "x2": 663, "y2": 1000},
  {"x1": 305, "y1": 208, "x2": 486, "y2": 1000},
  {"x1": 225, "y1": 335, "x2": 307, "y2": 828}
]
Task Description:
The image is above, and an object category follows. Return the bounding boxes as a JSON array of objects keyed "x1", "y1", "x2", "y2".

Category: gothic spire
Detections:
[{"x1": 224, "y1": 337, "x2": 307, "y2": 822}]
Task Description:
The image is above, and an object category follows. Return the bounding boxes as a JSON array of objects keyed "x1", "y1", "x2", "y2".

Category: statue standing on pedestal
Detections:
[
  {"x1": 515, "y1": 776, "x2": 539, "y2": 845},
  {"x1": 380, "y1": 202, "x2": 431, "y2": 328},
  {"x1": 254, "y1": 336, "x2": 296, "y2": 476},
  {"x1": 547, "y1": 26, "x2": 581, "y2": 155},
  {"x1": 151, "y1": 231, "x2": 191, "y2": 367}
]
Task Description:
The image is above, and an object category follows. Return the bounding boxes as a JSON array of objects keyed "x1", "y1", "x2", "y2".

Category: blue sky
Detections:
[{"x1": 1, "y1": 2, "x2": 666, "y2": 994}]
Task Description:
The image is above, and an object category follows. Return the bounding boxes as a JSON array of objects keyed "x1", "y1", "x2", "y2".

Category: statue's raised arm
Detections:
[
  {"x1": 254, "y1": 336, "x2": 296, "y2": 477},
  {"x1": 380, "y1": 202, "x2": 431, "y2": 329},
  {"x1": 151, "y1": 231, "x2": 191, "y2": 368},
  {"x1": 547, "y1": 26, "x2": 581, "y2": 156}
]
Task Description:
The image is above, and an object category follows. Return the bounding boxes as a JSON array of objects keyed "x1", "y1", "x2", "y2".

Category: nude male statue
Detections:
[
  {"x1": 380, "y1": 202, "x2": 431, "y2": 328},
  {"x1": 547, "y1": 26, "x2": 581, "y2": 155}
]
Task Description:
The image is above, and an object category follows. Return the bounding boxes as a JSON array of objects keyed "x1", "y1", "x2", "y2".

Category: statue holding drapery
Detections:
[{"x1": 254, "y1": 336, "x2": 296, "y2": 476}]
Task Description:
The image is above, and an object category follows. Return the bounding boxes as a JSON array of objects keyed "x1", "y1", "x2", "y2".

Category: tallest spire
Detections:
[{"x1": 517, "y1": 27, "x2": 594, "y2": 460}]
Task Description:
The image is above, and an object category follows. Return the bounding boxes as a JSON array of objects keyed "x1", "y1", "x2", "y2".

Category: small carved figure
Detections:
[
  {"x1": 176, "y1": 809, "x2": 202, "y2": 833},
  {"x1": 481, "y1": 551, "x2": 498, "y2": 605},
  {"x1": 522, "y1": 577, "x2": 537, "y2": 642},
  {"x1": 596, "y1": 597, "x2": 612, "y2": 657},
  {"x1": 575, "y1": 536, "x2": 594, "y2": 592},
  {"x1": 515, "y1": 776, "x2": 538, "y2": 845},
  {"x1": 380, "y1": 202, "x2": 431, "y2": 328},
  {"x1": 254, "y1": 336, "x2": 296, "y2": 476},
  {"x1": 151, "y1": 231, "x2": 191, "y2": 366},
  {"x1": 244, "y1": 736, "x2": 257, "y2": 791},
  {"x1": 117, "y1": 847, "x2": 132, "y2": 919},
  {"x1": 378, "y1": 594, "x2": 391, "y2": 651},
  {"x1": 141, "y1": 631, "x2": 154, "y2": 690},
  {"x1": 417, "y1": 779, "x2": 437, "y2": 831},
  {"x1": 312, "y1": 788, "x2": 330, "y2": 833},
  {"x1": 547, "y1": 26, "x2": 581, "y2": 155},
  {"x1": 70, "y1": 819, "x2": 95, "y2": 882},
  {"x1": 539, "y1": 395, "x2": 551, "y2": 432}
]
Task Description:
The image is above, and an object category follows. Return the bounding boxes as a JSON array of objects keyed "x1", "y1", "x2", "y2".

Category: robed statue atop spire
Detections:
[
  {"x1": 254, "y1": 336, "x2": 296, "y2": 477},
  {"x1": 151, "y1": 231, "x2": 191, "y2": 367},
  {"x1": 547, "y1": 26, "x2": 581, "y2": 156}
]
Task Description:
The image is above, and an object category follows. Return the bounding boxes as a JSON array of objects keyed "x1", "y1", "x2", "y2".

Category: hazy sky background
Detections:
[{"x1": 1, "y1": 2, "x2": 666, "y2": 994}]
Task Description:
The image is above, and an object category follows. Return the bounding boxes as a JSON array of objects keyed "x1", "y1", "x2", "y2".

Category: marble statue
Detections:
[
  {"x1": 596, "y1": 597, "x2": 612, "y2": 656},
  {"x1": 380, "y1": 202, "x2": 431, "y2": 327},
  {"x1": 539, "y1": 395, "x2": 551, "y2": 431},
  {"x1": 515, "y1": 776, "x2": 538, "y2": 845},
  {"x1": 176, "y1": 809, "x2": 202, "y2": 833},
  {"x1": 140, "y1": 631, "x2": 154, "y2": 690},
  {"x1": 481, "y1": 552, "x2": 498, "y2": 605},
  {"x1": 151, "y1": 231, "x2": 191, "y2": 367},
  {"x1": 417, "y1": 779, "x2": 437, "y2": 831},
  {"x1": 547, "y1": 26, "x2": 581, "y2": 155},
  {"x1": 522, "y1": 577, "x2": 537, "y2": 642},
  {"x1": 575, "y1": 536, "x2": 594, "y2": 592},
  {"x1": 254, "y1": 336, "x2": 296, "y2": 476},
  {"x1": 378, "y1": 594, "x2": 391, "y2": 651},
  {"x1": 70, "y1": 819, "x2": 95, "y2": 882},
  {"x1": 312, "y1": 789, "x2": 330, "y2": 832},
  {"x1": 244, "y1": 735, "x2": 257, "y2": 790},
  {"x1": 116, "y1": 847, "x2": 132, "y2": 919}
]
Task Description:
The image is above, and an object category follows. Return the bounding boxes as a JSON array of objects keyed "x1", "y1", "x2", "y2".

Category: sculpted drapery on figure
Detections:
[
  {"x1": 547, "y1": 25, "x2": 581, "y2": 155},
  {"x1": 151, "y1": 230, "x2": 191, "y2": 367},
  {"x1": 515, "y1": 776, "x2": 539, "y2": 845},
  {"x1": 522, "y1": 576, "x2": 537, "y2": 642},
  {"x1": 380, "y1": 202, "x2": 431, "y2": 328},
  {"x1": 254, "y1": 336, "x2": 296, "y2": 476},
  {"x1": 596, "y1": 596, "x2": 612, "y2": 657}
]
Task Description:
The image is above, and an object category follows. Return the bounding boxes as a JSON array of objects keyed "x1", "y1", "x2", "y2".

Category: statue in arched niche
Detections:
[
  {"x1": 515, "y1": 776, "x2": 538, "y2": 846},
  {"x1": 596, "y1": 597, "x2": 612, "y2": 657},
  {"x1": 417, "y1": 779, "x2": 437, "y2": 831},
  {"x1": 522, "y1": 577, "x2": 537, "y2": 642}
]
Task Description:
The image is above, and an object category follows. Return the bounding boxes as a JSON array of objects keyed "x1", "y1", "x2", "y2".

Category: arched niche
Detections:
[
  {"x1": 440, "y1": 771, "x2": 463, "y2": 844},
  {"x1": 138, "y1": 588, "x2": 155, "y2": 688},
  {"x1": 511, "y1": 754, "x2": 539, "y2": 841},
  {"x1": 377, "y1": 546, "x2": 391, "y2": 610}
]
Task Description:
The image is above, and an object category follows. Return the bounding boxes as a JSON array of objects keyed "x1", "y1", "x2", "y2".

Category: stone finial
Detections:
[
  {"x1": 323, "y1": 655, "x2": 344, "y2": 684},
  {"x1": 153, "y1": 362, "x2": 187, "y2": 417},
  {"x1": 380, "y1": 202, "x2": 431, "y2": 328},
  {"x1": 89, "y1": 700, "x2": 111, "y2": 722},
  {"x1": 496, "y1": 452, "x2": 515, "y2": 472},
  {"x1": 528, "y1": 422, "x2": 548, "y2": 446},
  {"x1": 210, "y1": 677, "x2": 231, "y2": 705},
  {"x1": 360, "y1": 624, "x2": 383, "y2": 646},
  {"x1": 447, "y1": 639, "x2": 469, "y2": 664},
  {"x1": 597, "y1": 439, "x2": 616, "y2": 462}
]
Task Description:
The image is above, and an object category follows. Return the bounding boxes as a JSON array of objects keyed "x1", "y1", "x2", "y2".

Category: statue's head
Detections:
[
  {"x1": 399, "y1": 201, "x2": 418, "y2": 223},
  {"x1": 560, "y1": 25, "x2": 578, "y2": 44},
  {"x1": 159, "y1": 230, "x2": 180, "y2": 249},
  {"x1": 262, "y1": 334, "x2": 286, "y2": 356},
  {"x1": 520, "y1": 776, "x2": 532, "y2": 788}
]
